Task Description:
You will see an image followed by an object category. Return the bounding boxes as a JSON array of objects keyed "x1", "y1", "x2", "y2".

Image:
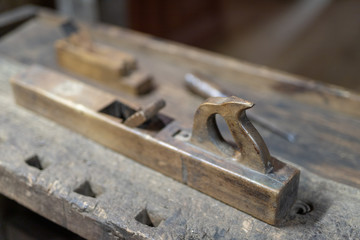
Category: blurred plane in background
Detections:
[{"x1": 2, "y1": 0, "x2": 359, "y2": 91}]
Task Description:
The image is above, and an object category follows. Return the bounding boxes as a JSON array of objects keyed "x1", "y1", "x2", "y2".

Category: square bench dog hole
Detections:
[
  {"x1": 74, "y1": 181, "x2": 103, "y2": 198},
  {"x1": 135, "y1": 209, "x2": 164, "y2": 228},
  {"x1": 25, "y1": 155, "x2": 47, "y2": 170}
]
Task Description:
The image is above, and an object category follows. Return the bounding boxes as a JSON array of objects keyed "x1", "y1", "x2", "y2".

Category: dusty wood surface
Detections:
[
  {"x1": 0, "y1": 57, "x2": 360, "y2": 239},
  {"x1": 0, "y1": 58, "x2": 360, "y2": 239},
  {"x1": 0, "y1": 11, "x2": 359, "y2": 239},
  {"x1": 0, "y1": 12, "x2": 359, "y2": 189},
  {"x1": 0, "y1": 194, "x2": 83, "y2": 239}
]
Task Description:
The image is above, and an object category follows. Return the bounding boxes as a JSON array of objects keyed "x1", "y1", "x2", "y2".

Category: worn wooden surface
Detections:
[
  {"x1": 0, "y1": 11, "x2": 360, "y2": 239},
  {"x1": 0, "y1": 57, "x2": 360, "y2": 239},
  {"x1": 0, "y1": 12, "x2": 359, "y2": 189},
  {"x1": 0, "y1": 194, "x2": 83, "y2": 239}
]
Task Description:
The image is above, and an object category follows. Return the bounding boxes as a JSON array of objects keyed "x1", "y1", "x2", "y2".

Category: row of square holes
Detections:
[
  {"x1": 25, "y1": 155, "x2": 162, "y2": 227},
  {"x1": 25, "y1": 154, "x2": 313, "y2": 220}
]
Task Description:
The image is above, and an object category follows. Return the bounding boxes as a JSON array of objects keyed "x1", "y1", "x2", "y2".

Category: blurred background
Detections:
[{"x1": 1, "y1": 0, "x2": 359, "y2": 92}]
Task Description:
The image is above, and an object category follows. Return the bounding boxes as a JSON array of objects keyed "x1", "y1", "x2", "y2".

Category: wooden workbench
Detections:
[{"x1": 0, "y1": 10, "x2": 359, "y2": 239}]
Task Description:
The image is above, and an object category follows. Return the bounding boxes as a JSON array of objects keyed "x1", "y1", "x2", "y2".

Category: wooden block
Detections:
[
  {"x1": 55, "y1": 36, "x2": 155, "y2": 95},
  {"x1": 55, "y1": 37, "x2": 136, "y2": 82}
]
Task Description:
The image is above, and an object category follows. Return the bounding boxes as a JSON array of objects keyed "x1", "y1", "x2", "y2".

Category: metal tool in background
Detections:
[{"x1": 185, "y1": 72, "x2": 297, "y2": 143}]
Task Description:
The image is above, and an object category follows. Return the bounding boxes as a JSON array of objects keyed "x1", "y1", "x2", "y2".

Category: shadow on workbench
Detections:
[{"x1": 0, "y1": 194, "x2": 83, "y2": 240}]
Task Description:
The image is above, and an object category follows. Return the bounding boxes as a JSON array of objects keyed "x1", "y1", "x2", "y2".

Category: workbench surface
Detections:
[{"x1": 0, "y1": 11, "x2": 359, "y2": 239}]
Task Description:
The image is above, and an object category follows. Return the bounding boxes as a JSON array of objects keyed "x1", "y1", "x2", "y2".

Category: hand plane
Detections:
[
  {"x1": 55, "y1": 20, "x2": 154, "y2": 95},
  {"x1": 11, "y1": 65, "x2": 299, "y2": 225}
]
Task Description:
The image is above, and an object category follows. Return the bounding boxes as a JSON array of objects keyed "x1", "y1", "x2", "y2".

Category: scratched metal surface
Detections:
[
  {"x1": 0, "y1": 58, "x2": 360, "y2": 239},
  {"x1": 0, "y1": 15, "x2": 359, "y2": 190}
]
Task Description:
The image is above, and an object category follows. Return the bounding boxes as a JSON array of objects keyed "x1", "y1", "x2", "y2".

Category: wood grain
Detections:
[
  {"x1": 0, "y1": 13, "x2": 359, "y2": 189},
  {"x1": 0, "y1": 57, "x2": 359, "y2": 239}
]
